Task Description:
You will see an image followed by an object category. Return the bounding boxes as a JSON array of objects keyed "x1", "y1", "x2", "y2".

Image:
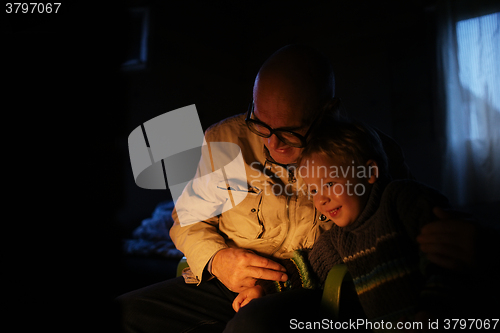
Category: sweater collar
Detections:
[{"x1": 343, "y1": 178, "x2": 388, "y2": 231}]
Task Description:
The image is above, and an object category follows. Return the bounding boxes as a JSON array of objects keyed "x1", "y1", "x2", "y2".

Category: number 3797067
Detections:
[
  {"x1": 444, "y1": 319, "x2": 498, "y2": 330},
  {"x1": 6, "y1": 3, "x2": 61, "y2": 14}
]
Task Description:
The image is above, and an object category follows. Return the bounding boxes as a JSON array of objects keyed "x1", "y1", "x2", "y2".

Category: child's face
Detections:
[{"x1": 300, "y1": 153, "x2": 377, "y2": 227}]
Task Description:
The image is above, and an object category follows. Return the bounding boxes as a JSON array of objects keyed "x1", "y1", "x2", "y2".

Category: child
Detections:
[{"x1": 232, "y1": 120, "x2": 462, "y2": 325}]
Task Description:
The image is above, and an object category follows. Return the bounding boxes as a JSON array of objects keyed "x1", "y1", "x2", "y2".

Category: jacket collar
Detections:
[{"x1": 262, "y1": 145, "x2": 298, "y2": 169}]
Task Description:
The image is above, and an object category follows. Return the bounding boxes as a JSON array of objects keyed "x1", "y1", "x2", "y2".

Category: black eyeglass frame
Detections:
[{"x1": 245, "y1": 101, "x2": 323, "y2": 148}]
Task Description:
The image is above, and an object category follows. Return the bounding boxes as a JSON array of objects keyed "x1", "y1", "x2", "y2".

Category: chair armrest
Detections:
[
  {"x1": 320, "y1": 264, "x2": 350, "y2": 319},
  {"x1": 177, "y1": 257, "x2": 350, "y2": 318},
  {"x1": 176, "y1": 256, "x2": 188, "y2": 277}
]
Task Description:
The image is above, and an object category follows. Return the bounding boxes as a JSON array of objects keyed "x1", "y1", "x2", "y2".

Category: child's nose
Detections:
[{"x1": 317, "y1": 194, "x2": 330, "y2": 206}]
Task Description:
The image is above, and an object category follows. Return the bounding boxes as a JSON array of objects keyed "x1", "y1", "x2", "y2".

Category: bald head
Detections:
[
  {"x1": 253, "y1": 44, "x2": 335, "y2": 123},
  {"x1": 251, "y1": 45, "x2": 336, "y2": 164}
]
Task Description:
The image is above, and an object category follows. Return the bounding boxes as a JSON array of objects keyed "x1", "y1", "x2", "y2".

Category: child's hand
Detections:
[{"x1": 232, "y1": 285, "x2": 265, "y2": 312}]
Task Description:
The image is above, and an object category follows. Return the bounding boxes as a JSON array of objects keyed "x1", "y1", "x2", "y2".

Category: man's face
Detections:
[{"x1": 253, "y1": 101, "x2": 308, "y2": 165}]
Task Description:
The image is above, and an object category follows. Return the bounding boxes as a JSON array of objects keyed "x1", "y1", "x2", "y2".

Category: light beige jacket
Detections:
[
  {"x1": 170, "y1": 114, "x2": 332, "y2": 282},
  {"x1": 170, "y1": 113, "x2": 411, "y2": 283}
]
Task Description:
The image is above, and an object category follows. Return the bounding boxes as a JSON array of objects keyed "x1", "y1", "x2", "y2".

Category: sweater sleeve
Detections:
[
  {"x1": 255, "y1": 249, "x2": 320, "y2": 295},
  {"x1": 388, "y1": 181, "x2": 464, "y2": 317},
  {"x1": 308, "y1": 229, "x2": 343, "y2": 286},
  {"x1": 388, "y1": 180, "x2": 449, "y2": 241}
]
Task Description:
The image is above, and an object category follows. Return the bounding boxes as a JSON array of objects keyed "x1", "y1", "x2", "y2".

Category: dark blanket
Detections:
[{"x1": 123, "y1": 201, "x2": 184, "y2": 259}]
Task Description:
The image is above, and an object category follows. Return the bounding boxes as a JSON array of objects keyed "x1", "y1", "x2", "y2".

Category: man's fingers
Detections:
[
  {"x1": 425, "y1": 253, "x2": 461, "y2": 270},
  {"x1": 247, "y1": 266, "x2": 288, "y2": 282},
  {"x1": 232, "y1": 296, "x2": 243, "y2": 312},
  {"x1": 419, "y1": 241, "x2": 473, "y2": 269},
  {"x1": 247, "y1": 253, "x2": 286, "y2": 272},
  {"x1": 419, "y1": 242, "x2": 461, "y2": 259},
  {"x1": 417, "y1": 232, "x2": 468, "y2": 249},
  {"x1": 432, "y1": 206, "x2": 472, "y2": 220},
  {"x1": 211, "y1": 248, "x2": 289, "y2": 292},
  {"x1": 240, "y1": 298, "x2": 252, "y2": 309},
  {"x1": 419, "y1": 221, "x2": 475, "y2": 245},
  {"x1": 419, "y1": 221, "x2": 475, "y2": 250},
  {"x1": 420, "y1": 221, "x2": 460, "y2": 235},
  {"x1": 417, "y1": 232, "x2": 452, "y2": 245}
]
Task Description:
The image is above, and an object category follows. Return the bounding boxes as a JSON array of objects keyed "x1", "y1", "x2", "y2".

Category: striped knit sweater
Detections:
[{"x1": 258, "y1": 179, "x2": 452, "y2": 323}]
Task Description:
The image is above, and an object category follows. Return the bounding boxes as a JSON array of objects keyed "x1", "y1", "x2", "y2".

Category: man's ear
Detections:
[{"x1": 365, "y1": 160, "x2": 378, "y2": 184}]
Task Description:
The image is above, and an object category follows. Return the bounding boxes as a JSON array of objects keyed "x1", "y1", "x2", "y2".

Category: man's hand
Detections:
[
  {"x1": 232, "y1": 285, "x2": 265, "y2": 312},
  {"x1": 212, "y1": 248, "x2": 287, "y2": 293},
  {"x1": 417, "y1": 207, "x2": 476, "y2": 270}
]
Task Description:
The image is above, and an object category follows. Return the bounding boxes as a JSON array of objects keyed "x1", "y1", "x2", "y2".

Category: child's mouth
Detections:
[{"x1": 328, "y1": 206, "x2": 342, "y2": 217}]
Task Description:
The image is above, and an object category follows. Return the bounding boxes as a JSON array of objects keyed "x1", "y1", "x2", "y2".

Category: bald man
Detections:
[
  {"x1": 174, "y1": 45, "x2": 411, "y2": 293},
  {"x1": 117, "y1": 45, "x2": 412, "y2": 333}
]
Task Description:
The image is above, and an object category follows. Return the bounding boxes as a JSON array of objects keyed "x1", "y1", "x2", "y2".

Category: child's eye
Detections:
[
  {"x1": 310, "y1": 189, "x2": 317, "y2": 195},
  {"x1": 325, "y1": 182, "x2": 334, "y2": 187}
]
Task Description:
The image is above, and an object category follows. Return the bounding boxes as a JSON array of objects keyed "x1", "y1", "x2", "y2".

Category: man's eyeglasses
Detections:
[{"x1": 245, "y1": 102, "x2": 322, "y2": 148}]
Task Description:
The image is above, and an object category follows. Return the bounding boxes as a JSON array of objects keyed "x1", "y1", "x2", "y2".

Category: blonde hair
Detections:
[{"x1": 298, "y1": 118, "x2": 389, "y2": 179}]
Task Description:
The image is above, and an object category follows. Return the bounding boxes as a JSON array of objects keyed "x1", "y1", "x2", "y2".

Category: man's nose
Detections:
[{"x1": 267, "y1": 134, "x2": 286, "y2": 149}]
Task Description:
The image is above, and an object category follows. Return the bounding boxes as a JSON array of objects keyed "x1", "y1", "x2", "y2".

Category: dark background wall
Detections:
[
  {"x1": 117, "y1": 0, "x2": 442, "y2": 235},
  {"x1": 4, "y1": 0, "x2": 445, "y2": 330}
]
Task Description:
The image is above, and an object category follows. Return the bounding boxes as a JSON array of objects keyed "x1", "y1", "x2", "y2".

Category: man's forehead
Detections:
[{"x1": 254, "y1": 104, "x2": 307, "y2": 129}]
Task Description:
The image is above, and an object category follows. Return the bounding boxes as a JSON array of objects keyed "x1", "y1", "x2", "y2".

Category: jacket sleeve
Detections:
[
  {"x1": 170, "y1": 208, "x2": 227, "y2": 283},
  {"x1": 169, "y1": 126, "x2": 231, "y2": 283}
]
